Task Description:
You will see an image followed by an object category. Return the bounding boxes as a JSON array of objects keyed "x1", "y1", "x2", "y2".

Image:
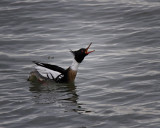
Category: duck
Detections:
[{"x1": 29, "y1": 43, "x2": 95, "y2": 83}]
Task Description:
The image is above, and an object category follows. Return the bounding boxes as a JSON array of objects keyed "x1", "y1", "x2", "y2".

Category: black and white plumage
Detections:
[{"x1": 29, "y1": 43, "x2": 95, "y2": 83}]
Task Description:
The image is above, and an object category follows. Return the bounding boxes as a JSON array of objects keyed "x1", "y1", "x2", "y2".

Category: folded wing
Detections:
[{"x1": 33, "y1": 61, "x2": 66, "y2": 80}]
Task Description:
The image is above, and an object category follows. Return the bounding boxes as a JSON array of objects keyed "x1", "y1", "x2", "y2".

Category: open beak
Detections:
[{"x1": 85, "y1": 42, "x2": 95, "y2": 54}]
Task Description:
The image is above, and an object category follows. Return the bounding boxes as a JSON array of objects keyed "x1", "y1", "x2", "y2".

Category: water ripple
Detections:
[{"x1": 0, "y1": 0, "x2": 160, "y2": 128}]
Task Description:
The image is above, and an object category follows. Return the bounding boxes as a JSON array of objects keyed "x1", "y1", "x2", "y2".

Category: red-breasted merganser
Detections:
[{"x1": 29, "y1": 43, "x2": 95, "y2": 83}]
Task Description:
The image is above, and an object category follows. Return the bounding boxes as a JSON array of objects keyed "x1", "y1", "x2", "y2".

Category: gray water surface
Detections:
[{"x1": 0, "y1": 0, "x2": 160, "y2": 128}]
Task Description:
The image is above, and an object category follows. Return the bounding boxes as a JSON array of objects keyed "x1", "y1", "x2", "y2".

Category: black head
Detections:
[{"x1": 70, "y1": 43, "x2": 95, "y2": 63}]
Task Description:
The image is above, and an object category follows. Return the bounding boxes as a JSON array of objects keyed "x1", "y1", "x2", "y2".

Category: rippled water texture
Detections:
[{"x1": 0, "y1": 0, "x2": 160, "y2": 128}]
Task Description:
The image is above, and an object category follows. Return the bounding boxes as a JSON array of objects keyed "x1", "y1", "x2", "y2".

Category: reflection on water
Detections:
[{"x1": 29, "y1": 80, "x2": 89, "y2": 114}]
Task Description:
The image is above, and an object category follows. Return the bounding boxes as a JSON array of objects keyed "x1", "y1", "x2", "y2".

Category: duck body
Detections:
[
  {"x1": 32, "y1": 59, "x2": 78, "y2": 83},
  {"x1": 28, "y1": 43, "x2": 94, "y2": 83}
]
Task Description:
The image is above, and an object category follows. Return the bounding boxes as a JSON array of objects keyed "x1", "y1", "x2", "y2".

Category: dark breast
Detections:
[
  {"x1": 55, "y1": 68, "x2": 77, "y2": 83},
  {"x1": 67, "y1": 68, "x2": 77, "y2": 83}
]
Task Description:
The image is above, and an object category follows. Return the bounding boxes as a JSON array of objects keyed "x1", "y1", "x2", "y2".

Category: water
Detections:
[{"x1": 0, "y1": 0, "x2": 160, "y2": 128}]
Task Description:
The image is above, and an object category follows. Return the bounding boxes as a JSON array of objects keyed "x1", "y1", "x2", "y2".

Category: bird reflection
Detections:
[{"x1": 29, "y1": 80, "x2": 88, "y2": 114}]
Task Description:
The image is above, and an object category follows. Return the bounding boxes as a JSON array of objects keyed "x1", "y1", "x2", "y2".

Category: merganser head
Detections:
[{"x1": 70, "y1": 43, "x2": 95, "y2": 63}]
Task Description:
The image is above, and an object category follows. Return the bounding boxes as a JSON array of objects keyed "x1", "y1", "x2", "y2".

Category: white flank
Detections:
[
  {"x1": 70, "y1": 59, "x2": 79, "y2": 71},
  {"x1": 35, "y1": 66, "x2": 61, "y2": 79}
]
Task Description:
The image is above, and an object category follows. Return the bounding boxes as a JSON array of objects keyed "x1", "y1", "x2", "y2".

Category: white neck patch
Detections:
[{"x1": 70, "y1": 59, "x2": 79, "y2": 71}]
